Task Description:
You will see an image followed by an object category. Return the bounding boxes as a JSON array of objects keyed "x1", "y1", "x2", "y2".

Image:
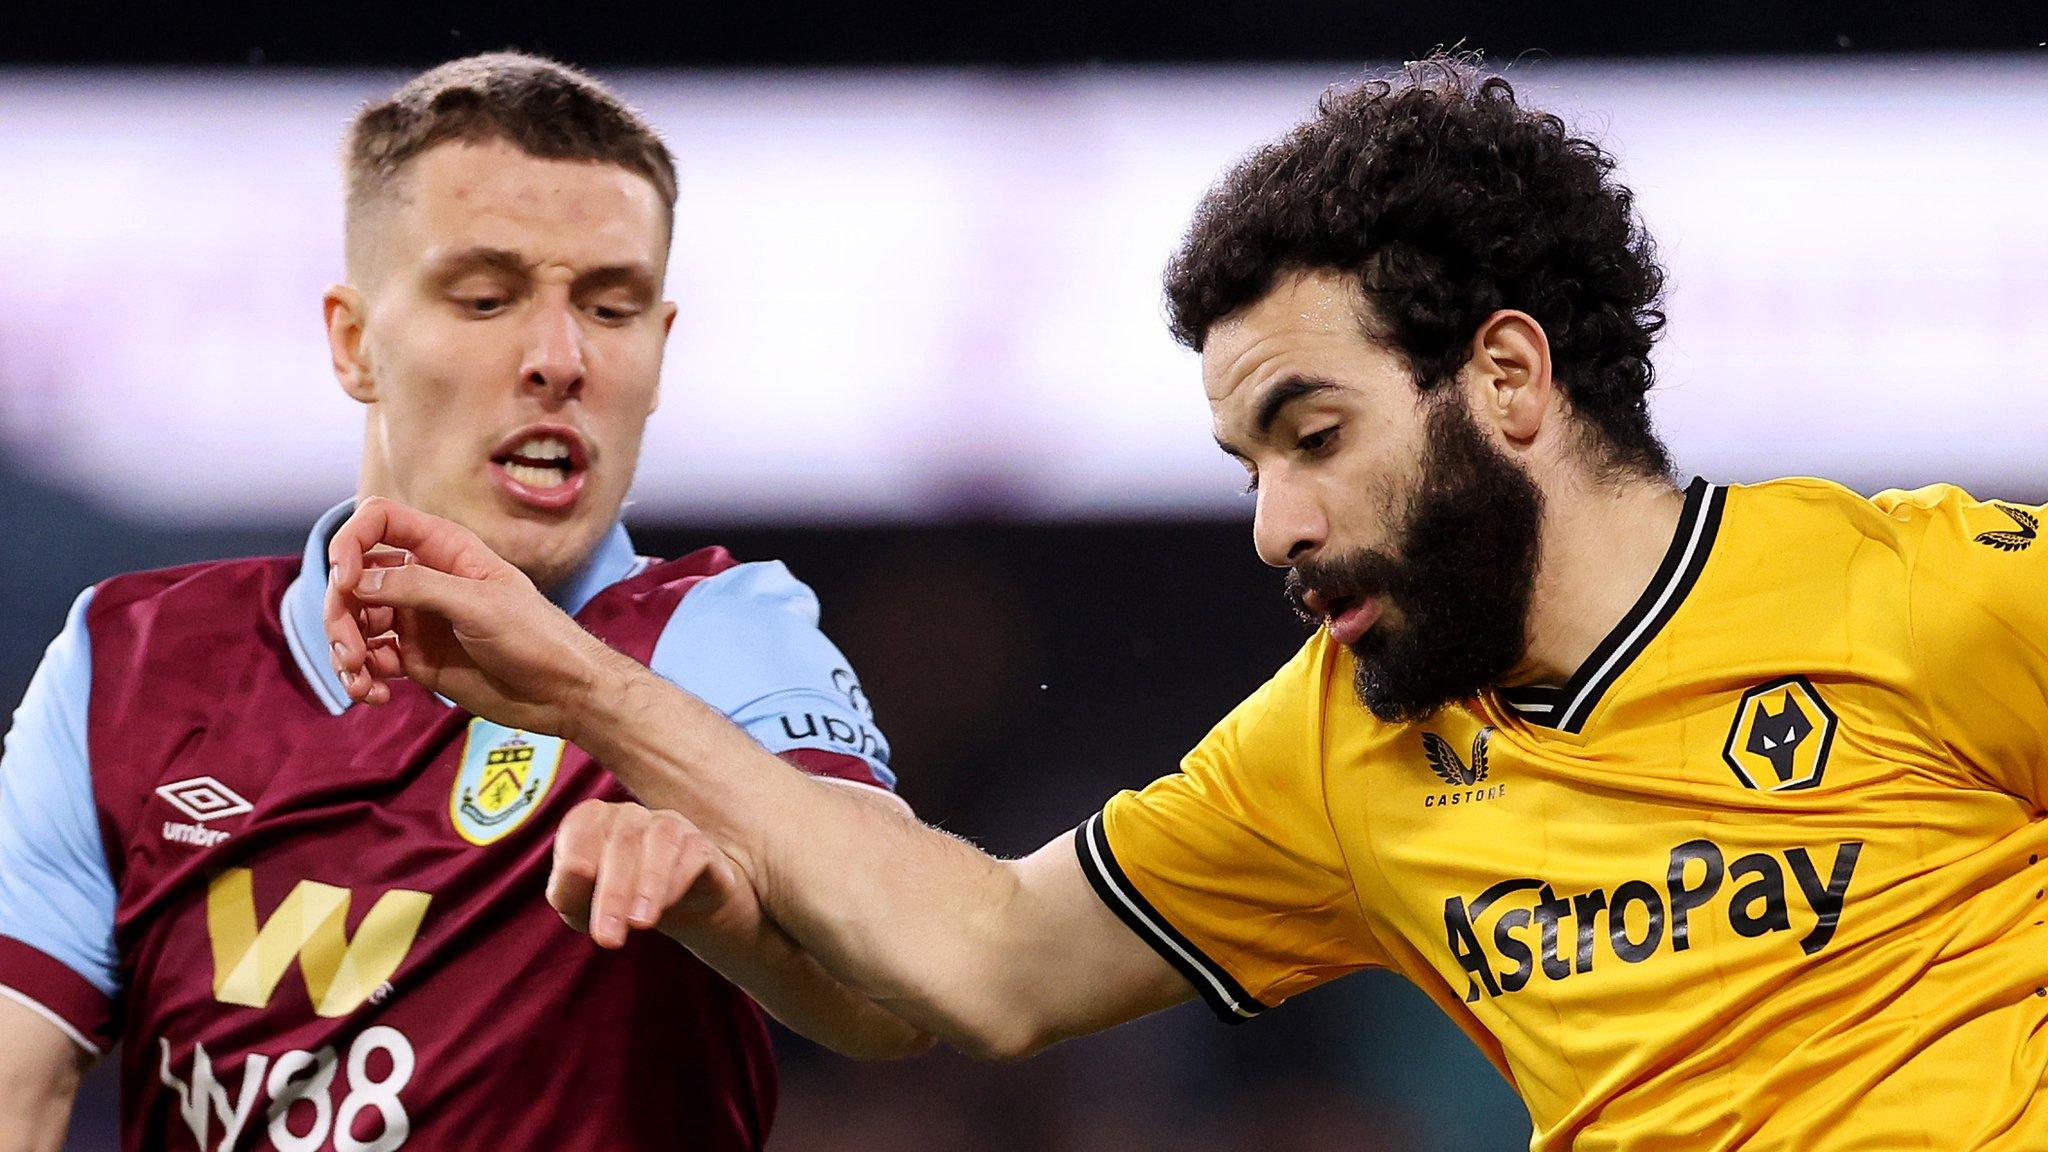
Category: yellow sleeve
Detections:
[
  {"x1": 1076, "y1": 636, "x2": 1383, "y2": 1022},
  {"x1": 1877, "y1": 485, "x2": 2048, "y2": 806}
]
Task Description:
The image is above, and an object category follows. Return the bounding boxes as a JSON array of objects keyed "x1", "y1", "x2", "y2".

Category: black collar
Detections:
[{"x1": 1494, "y1": 477, "x2": 1727, "y2": 734}]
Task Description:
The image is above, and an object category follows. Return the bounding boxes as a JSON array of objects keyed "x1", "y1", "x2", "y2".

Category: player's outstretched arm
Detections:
[
  {"x1": 325, "y1": 498, "x2": 1196, "y2": 1058},
  {"x1": 0, "y1": 996, "x2": 91, "y2": 1152},
  {"x1": 546, "y1": 799, "x2": 934, "y2": 1061}
]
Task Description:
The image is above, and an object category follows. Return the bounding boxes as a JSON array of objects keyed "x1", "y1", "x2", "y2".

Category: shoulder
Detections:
[
  {"x1": 86, "y1": 555, "x2": 296, "y2": 640},
  {"x1": 1248, "y1": 630, "x2": 1343, "y2": 722},
  {"x1": 637, "y1": 556, "x2": 895, "y2": 782},
  {"x1": 77, "y1": 556, "x2": 299, "y2": 773},
  {"x1": 1187, "y1": 630, "x2": 1354, "y2": 777},
  {"x1": 676, "y1": 558, "x2": 827, "y2": 624},
  {"x1": 1721, "y1": 475, "x2": 2029, "y2": 555},
  {"x1": 1707, "y1": 477, "x2": 1977, "y2": 593},
  {"x1": 1867, "y1": 483, "x2": 2048, "y2": 635},
  {"x1": 1768, "y1": 478, "x2": 2048, "y2": 580},
  {"x1": 1868, "y1": 482, "x2": 2039, "y2": 556},
  {"x1": 648, "y1": 559, "x2": 845, "y2": 703},
  {"x1": 576, "y1": 544, "x2": 850, "y2": 698},
  {"x1": 1725, "y1": 476, "x2": 1913, "y2": 545}
]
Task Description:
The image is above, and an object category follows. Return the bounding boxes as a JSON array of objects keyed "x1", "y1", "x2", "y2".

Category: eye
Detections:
[
  {"x1": 1297, "y1": 426, "x2": 1339, "y2": 455},
  {"x1": 458, "y1": 295, "x2": 507, "y2": 317},
  {"x1": 583, "y1": 288, "x2": 650, "y2": 325}
]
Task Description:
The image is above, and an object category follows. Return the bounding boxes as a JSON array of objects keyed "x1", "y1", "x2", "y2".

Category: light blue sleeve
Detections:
[
  {"x1": 0, "y1": 588, "x2": 120, "y2": 998},
  {"x1": 649, "y1": 562, "x2": 896, "y2": 789}
]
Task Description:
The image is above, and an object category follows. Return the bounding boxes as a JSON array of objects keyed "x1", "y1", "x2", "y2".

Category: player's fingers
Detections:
[
  {"x1": 590, "y1": 808, "x2": 649, "y2": 949},
  {"x1": 633, "y1": 811, "x2": 697, "y2": 929},
  {"x1": 352, "y1": 561, "x2": 495, "y2": 626},
  {"x1": 364, "y1": 546, "x2": 412, "y2": 570},
  {"x1": 328, "y1": 497, "x2": 510, "y2": 590},
  {"x1": 325, "y1": 589, "x2": 401, "y2": 704},
  {"x1": 673, "y1": 830, "x2": 739, "y2": 919},
  {"x1": 365, "y1": 637, "x2": 405, "y2": 682},
  {"x1": 547, "y1": 800, "x2": 615, "y2": 933},
  {"x1": 324, "y1": 585, "x2": 371, "y2": 688}
]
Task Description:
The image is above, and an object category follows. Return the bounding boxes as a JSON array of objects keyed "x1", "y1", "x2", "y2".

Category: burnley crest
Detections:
[{"x1": 451, "y1": 719, "x2": 566, "y2": 845}]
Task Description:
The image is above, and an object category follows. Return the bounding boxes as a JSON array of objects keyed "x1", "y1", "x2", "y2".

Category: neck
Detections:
[
  {"x1": 352, "y1": 465, "x2": 588, "y2": 599},
  {"x1": 1508, "y1": 468, "x2": 1687, "y2": 687}
]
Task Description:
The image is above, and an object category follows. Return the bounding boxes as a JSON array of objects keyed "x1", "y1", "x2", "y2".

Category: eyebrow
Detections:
[
  {"x1": 576, "y1": 262, "x2": 660, "y2": 300},
  {"x1": 427, "y1": 246, "x2": 659, "y2": 298},
  {"x1": 1214, "y1": 375, "x2": 1342, "y2": 460},
  {"x1": 426, "y1": 246, "x2": 529, "y2": 283}
]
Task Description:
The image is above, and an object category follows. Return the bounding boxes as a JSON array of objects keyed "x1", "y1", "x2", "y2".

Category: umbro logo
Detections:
[
  {"x1": 156, "y1": 776, "x2": 253, "y2": 848},
  {"x1": 1974, "y1": 504, "x2": 2037, "y2": 552},
  {"x1": 157, "y1": 776, "x2": 253, "y2": 822},
  {"x1": 1421, "y1": 728, "x2": 1506, "y2": 809}
]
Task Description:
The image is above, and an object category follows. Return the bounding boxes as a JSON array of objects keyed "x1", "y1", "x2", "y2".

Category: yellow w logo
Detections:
[{"x1": 205, "y1": 869, "x2": 431, "y2": 1017}]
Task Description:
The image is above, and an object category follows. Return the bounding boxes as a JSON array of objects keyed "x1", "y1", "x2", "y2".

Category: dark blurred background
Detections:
[
  {"x1": 4, "y1": 0, "x2": 2039, "y2": 65},
  {"x1": 5, "y1": 3, "x2": 2044, "y2": 1150}
]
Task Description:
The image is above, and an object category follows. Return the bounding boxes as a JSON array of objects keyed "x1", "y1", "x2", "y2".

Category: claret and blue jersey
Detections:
[{"x1": 0, "y1": 501, "x2": 897, "y2": 1152}]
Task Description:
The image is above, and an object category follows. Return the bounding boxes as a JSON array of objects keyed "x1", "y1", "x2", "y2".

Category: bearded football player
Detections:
[{"x1": 329, "y1": 58, "x2": 2048, "y2": 1151}]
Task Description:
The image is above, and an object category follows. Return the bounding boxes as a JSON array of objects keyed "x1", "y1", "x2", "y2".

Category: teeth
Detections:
[
  {"x1": 511, "y1": 435, "x2": 570, "y2": 461},
  {"x1": 504, "y1": 462, "x2": 568, "y2": 489}
]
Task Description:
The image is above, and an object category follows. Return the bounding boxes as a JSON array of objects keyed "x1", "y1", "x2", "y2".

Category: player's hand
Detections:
[
  {"x1": 322, "y1": 496, "x2": 618, "y2": 738},
  {"x1": 546, "y1": 799, "x2": 758, "y2": 949}
]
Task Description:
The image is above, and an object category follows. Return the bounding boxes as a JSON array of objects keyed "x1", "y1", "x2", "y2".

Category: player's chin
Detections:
[{"x1": 477, "y1": 508, "x2": 600, "y2": 589}]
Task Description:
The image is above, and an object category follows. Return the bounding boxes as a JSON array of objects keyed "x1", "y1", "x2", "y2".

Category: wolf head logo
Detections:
[
  {"x1": 1724, "y1": 676, "x2": 1837, "y2": 792},
  {"x1": 1745, "y1": 694, "x2": 1814, "y2": 783}
]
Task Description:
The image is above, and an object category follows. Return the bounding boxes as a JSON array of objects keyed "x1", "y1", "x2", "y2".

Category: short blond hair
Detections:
[{"x1": 344, "y1": 52, "x2": 676, "y2": 269}]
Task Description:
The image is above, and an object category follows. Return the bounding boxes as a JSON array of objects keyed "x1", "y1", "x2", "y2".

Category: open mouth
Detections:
[
  {"x1": 1325, "y1": 595, "x2": 1383, "y2": 645},
  {"x1": 1310, "y1": 590, "x2": 1355, "y2": 619},
  {"x1": 1299, "y1": 586, "x2": 1383, "y2": 646},
  {"x1": 489, "y1": 425, "x2": 589, "y2": 510}
]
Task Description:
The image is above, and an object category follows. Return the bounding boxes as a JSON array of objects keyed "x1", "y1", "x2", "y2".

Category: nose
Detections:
[
  {"x1": 1252, "y1": 475, "x2": 1327, "y2": 569},
  {"x1": 520, "y1": 300, "x2": 586, "y2": 402}
]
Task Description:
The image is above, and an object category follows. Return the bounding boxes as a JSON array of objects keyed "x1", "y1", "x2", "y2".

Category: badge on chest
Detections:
[{"x1": 450, "y1": 719, "x2": 566, "y2": 846}]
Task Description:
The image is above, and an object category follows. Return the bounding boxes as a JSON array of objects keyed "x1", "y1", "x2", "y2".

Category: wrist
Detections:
[{"x1": 559, "y1": 635, "x2": 638, "y2": 750}]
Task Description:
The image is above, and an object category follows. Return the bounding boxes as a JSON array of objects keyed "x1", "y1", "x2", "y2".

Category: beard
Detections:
[{"x1": 1284, "y1": 397, "x2": 1543, "y2": 723}]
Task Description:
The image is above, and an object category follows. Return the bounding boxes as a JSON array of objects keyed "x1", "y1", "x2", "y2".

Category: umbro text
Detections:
[{"x1": 162, "y1": 821, "x2": 230, "y2": 847}]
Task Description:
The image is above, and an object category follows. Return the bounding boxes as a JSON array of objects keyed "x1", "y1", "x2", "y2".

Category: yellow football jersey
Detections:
[{"x1": 1080, "y1": 477, "x2": 2048, "y2": 1151}]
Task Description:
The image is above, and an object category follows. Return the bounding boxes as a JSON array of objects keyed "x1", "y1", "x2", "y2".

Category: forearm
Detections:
[
  {"x1": 669, "y1": 907, "x2": 934, "y2": 1060},
  {"x1": 327, "y1": 500, "x2": 1180, "y2": 1057},
  {"x1": 571, "y1": 654, "x2": 1045, "y2": 1056}
]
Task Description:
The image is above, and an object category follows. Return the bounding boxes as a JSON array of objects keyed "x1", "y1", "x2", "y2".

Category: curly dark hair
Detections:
[{"x1": 1164, "y1": 56, "x2": 1671, "y2": 478}]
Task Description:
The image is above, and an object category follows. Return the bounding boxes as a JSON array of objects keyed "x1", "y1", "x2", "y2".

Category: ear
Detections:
[
  {"x1": 648, "y1": 299, "x2": 679, "y2": 416},
  {"x1": 324, "y1": 285, "x2": 376, "y2": 404},
  {"x1": 1462, "y1": 309, "x2": 1554, "y2": 445}
]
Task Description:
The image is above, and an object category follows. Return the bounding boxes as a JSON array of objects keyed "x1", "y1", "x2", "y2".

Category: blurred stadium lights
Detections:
[{"x1": 1, "y1": 57, "x2": 2044, "y2": 527}]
